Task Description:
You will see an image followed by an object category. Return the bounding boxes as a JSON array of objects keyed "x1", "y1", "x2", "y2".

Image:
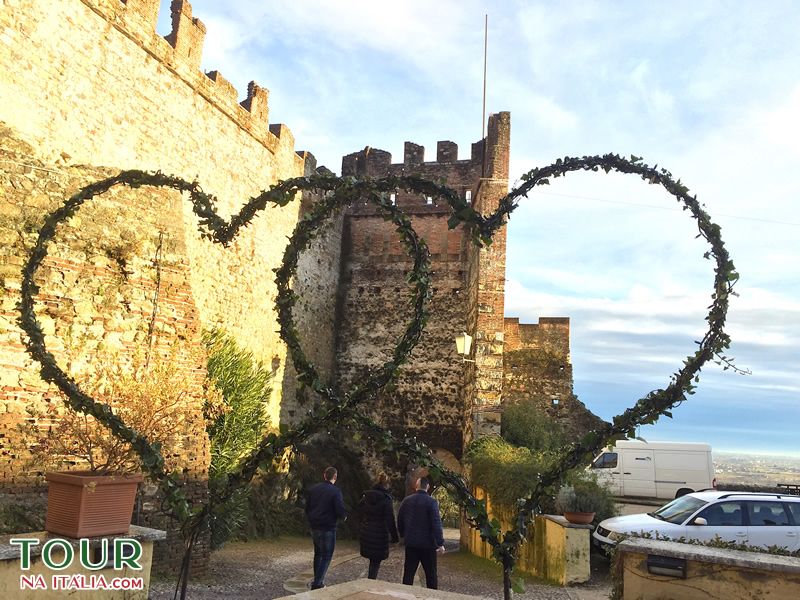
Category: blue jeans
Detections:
[{"x1": 311, "y1": 529, "x2": 336, "y2": 589}]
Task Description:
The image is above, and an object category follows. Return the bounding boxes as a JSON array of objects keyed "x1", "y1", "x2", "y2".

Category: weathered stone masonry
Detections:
[
  {"x1": 503, "y1": 317, "x2": 604, "y2": 440},
  {"x1": 337, "y1": 112, "x2": 514, "y2": 457},
  {"x1": 0, "y1": 0, "x2": 337, "y2": 423},
  {"x1": 0, "y1": 125, "x2": 212, "y2": 571},
  {"x1": 0, "y1": 0, "x2": 336, "y2": 572}
]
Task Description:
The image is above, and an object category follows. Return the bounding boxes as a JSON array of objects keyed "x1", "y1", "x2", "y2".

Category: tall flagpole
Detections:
[{"x1": 481, "y1": 14, "x2": 488, "y2": 176}]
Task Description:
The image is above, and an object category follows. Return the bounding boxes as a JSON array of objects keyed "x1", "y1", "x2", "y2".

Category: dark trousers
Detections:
[
  {"x1": 402, "y1": 546, "x2": 437, "y2": 589},
  {"x1": 367, "y1": 558, "x2": 381, "y2": 579},
  {"x1": 311, "y1": 529, "x2": 336, "y2": 589}
]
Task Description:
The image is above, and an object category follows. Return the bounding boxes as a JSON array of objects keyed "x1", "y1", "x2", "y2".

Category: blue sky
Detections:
[{"x1": 157, "y1": 1, "x2": 799, "y2": 457}]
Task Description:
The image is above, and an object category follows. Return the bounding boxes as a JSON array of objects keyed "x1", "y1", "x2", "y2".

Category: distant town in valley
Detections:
[{"x1": 714, "y1": 452, "x2": 800, "y2": 487}]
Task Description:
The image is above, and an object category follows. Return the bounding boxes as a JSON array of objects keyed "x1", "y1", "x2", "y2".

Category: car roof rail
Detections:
[{"x1": 717, "y1": 492, "x2": 785, "y2": 500}]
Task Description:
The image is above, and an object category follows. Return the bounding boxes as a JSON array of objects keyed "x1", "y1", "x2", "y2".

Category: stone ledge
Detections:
[
  {"x1": 617, "y1": 538, "x2": 800, "y2": 575},
  {"x1": 541, "y1": 514, "x2": 594, "y2": 530},
  {"x1": 0, "y1": 525, "x2": 166, "y2": 561}
]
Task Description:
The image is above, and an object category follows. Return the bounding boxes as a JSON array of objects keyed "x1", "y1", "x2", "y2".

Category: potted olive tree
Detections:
[{"x1": 22, "y1": 357, "x2": 205, "y2": 538}]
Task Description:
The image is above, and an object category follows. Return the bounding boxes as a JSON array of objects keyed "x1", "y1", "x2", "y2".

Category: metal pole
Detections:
[
  {"x1": 482, "y1": 14, "x2": 488, "y2": 141},
  {"x1": 481, "y1": 14, "x2": 488, "y2": 178}
]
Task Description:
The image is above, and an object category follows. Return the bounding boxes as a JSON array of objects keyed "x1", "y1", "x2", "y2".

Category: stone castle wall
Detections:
[
  {"x1": 0, "y1": 0, "x2": 337, "y2": 422},
  {"x1": 0, "y1": 126, "x2": 211, "y2": 570},
  {"x1": 0, "y1": 0, "x2": 341, "y2": 572},
  {"x1": 337, "y1": 112, "x2": 510, "y2": 457},
  {"x1": 503, "y1": 317, "x2": 605, "y2": 440}
]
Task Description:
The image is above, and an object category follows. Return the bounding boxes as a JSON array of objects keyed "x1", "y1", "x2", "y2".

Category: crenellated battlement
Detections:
[
  {"x1": 342, "y1": 139, "x2": 482, "y2": 176},
  {"x1": 504, "y1": 317, "x2": 571, "y2": 358},
  {"x1": 342, "y1": 112, "x2": 509, "y2": 214},
  {"x1": 165, "y1": 0, "x2": 206, "y2": 70},
  {"x1": 67, "y1": 0, "x2": 292, "y2": 156}
]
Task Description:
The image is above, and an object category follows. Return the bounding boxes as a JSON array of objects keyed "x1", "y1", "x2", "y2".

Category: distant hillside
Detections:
[{"x1": 714, "y1": 452, "x2": 800, "y2": 489}]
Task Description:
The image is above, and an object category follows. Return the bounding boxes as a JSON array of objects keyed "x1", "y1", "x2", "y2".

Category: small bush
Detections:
[
  {"x1": 203, "y1": 328, "x2": 273, "y2": 479},
  {"x1": 557, "y1": 472, "x2": 618, "y2": 523},
  {"x1": 20, "y1": 353, "x2": 202, "y2": 475},
  {"x1": 501, "y1": 399, "x2": 565, "y2": 452},
  {"x1": 203, "y1": 328, "x2": 274, "y2": 548},
  {"x1": 464, "y1": 436, "x2": 556, "y2": 518}
]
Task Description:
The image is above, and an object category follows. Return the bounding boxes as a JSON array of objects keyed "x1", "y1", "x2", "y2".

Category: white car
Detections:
[{"x1": 593, "y1": 491, "x2": 800, "y2": 551}]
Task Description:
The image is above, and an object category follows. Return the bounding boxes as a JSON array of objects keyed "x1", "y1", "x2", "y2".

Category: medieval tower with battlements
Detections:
[{"x1": 0, "y1": 0, "x2": 598, "y2": 571}]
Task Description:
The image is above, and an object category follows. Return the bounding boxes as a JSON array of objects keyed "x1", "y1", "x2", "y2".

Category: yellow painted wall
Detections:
[
  {"x1": 461, "y1": 487, "x2": 590, "y2": 585},
  {"x1": 620, "y1": 547, "x2": 800, "y2": 600}
]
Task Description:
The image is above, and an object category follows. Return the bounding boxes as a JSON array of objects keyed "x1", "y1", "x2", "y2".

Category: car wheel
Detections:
[{"x1": 675, "y1": 488, "x2": 693, "y2": 499}]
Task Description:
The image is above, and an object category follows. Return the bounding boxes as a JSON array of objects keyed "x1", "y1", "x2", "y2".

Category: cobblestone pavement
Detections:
[{"x1": 148, "y1": 533, "x2": 612, "y2": 599}]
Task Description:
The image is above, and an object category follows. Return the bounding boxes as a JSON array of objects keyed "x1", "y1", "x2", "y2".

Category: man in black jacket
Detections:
[
  {"x1": 305, "y1": 466, "x2": 347, "y2": 589},
  {"x1": 397, "y1": 477, "x2": 445, "y2": 589}
]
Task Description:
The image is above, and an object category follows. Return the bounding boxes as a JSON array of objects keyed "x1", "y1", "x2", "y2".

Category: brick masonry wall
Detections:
[
  {"x1": 466, "y1": 112, "x2": 510, "y2": 441},
  {"x1": 0, "y1": 125, "x2": 211, "y2": 570},
  {"x1": 337, "y1": 113, "x2": 510, "y2": 457},
  {"x1": 0, "y1": 0, "x2": 325, "y2": 420}
]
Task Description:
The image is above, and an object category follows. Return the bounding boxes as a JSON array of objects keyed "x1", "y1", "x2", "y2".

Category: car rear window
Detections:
[
  {"x1": 746, "y1": 502, "x2": 791, "y2": 526},
  {"x1": 653, "y1": 495, "x2": 707, "y2": 524}
]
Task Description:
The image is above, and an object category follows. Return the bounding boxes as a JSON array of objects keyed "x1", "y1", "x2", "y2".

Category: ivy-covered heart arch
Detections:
[{"x1": 17, "y1": 154, "x2": 737, "y2": 598}]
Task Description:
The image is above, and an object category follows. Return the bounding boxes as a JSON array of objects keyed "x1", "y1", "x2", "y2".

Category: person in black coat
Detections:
[
  {"x1": 397, "y1": 477, "x2": 445, "y2": 589},
  {"x1": 358, "y1": 472, "x2": 399, "y2": 579}
]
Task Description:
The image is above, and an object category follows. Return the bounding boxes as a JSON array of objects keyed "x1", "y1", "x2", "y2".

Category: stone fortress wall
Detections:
[
  {"x1": 503, "y1": 317, "x2": 604, "y2": 439},
  {"x1": 0, "y1": 0, "x2": 339, "y2": 425},
  {"x1": 338, "y1": 136, "x2": 487, "y2": 458},
  {"x1": 0, "y1": 0, "x2": 601, "y2": 572},
  {"x1": 0, "y1": 0, "x2": 339, "y2": 571},
  {"x1": 0, "y1": 126, "x2": 213, "y2": 570}
]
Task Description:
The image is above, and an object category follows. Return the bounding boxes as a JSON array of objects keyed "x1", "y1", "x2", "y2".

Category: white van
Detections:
[{"x1": 589, "y1": 440, "x2": 716, "y2": 500}]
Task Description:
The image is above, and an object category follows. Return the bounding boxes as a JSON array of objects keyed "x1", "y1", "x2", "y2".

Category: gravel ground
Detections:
[{"x1": 148, "y1": 535, "x2": 611, "y2": 600}]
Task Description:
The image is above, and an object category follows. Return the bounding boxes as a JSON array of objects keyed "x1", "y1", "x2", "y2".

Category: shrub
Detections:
[
  {"x1": 21, "y1": 353, "x2": 202, "y2": 475},
  {"x1": 501, "y1": 399, "x2": 565, "y2": 452},
  {"x1": 464, "y1": 435, "x2": 556, "y2": 518},
  {"x1": 556, "y1": 472, "x2": 618, "y2": 523},
  {"x1": 202, "y1": 328, "x2": 273, "y2": 548}
]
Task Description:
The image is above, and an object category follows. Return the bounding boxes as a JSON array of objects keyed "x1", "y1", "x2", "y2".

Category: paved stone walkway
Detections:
[{"x1": 149, "y1": 531, "x2": 612, "y2": 599}]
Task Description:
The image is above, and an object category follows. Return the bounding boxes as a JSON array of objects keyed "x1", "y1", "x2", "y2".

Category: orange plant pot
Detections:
[
  {"x1": 563, "y1": 511, "x2": 595, "y2": 525},
  {"x1": 45, "y1": 471, "x2": 143, "y2": 538}
]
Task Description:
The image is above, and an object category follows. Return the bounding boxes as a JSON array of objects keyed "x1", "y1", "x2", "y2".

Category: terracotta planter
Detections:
[
  {"x1": 563, "y1": 511, "x2": 595, "y2": 525},
  {"x1": 45, "y1": 471, "x2": 143, "y2": 538}
]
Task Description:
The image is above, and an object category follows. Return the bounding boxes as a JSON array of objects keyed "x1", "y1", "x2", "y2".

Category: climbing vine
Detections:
[{"x1": 17, "y1": 154, "x2": 738, "y2": 598}]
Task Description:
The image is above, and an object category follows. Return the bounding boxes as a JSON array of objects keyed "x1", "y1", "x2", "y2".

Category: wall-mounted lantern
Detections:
[{"x1": 455, "y1": 332, "x2": 475, "y2": 362}]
